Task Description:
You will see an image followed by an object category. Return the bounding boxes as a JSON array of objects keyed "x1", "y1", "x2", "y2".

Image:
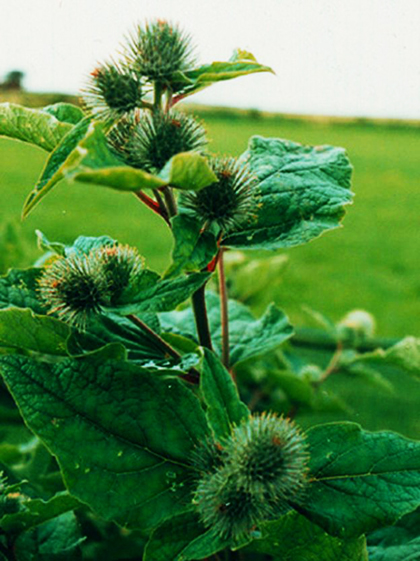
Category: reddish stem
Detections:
[
  {"x1": 218, "y1": 248, "x2": 230, "y2": 370},
  {"x1": 135, "y1": 191, "x2": 171, "y2": 226}
]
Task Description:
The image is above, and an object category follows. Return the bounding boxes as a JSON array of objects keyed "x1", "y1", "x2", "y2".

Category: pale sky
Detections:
[{"x1": 1, "y1": 0, "x2": 419, "y2": 118}]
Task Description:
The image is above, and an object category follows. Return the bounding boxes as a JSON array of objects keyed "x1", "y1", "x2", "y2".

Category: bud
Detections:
[
  {"x1": 109, "y1": 109, "x2": 207, "y2": 173},
  {"x1": 181, "y1": 157, "x2": 258, "y2": 233},
  {"x1": 194, "y1": 469, "x2": 271, "y2": 541},
  {"x1": 83, "y1": 62, "x2": 143, "y2": 122},
  {"x1": 193, "y1": 413, "x2": 309, "y2": 541},
  {"x1": 38, "y1": 253, "x2": 109, "y2": 330},
  {"x1": 93, "y1": 244, "x2": 144, "y2": 305},
  {"x1": 338, "y1": 309, "x2": 376, "y2": 340},
  {"x1": 126, "y1": 20, "x2": 196, "y2": 81},
  {"x1": 226, "y1": 413, "x2": 309, "y2": 504}
]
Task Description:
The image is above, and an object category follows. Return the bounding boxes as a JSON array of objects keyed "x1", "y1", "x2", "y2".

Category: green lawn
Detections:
[{"x1": 1, "y1": 112, "x2": 419, "y2": 338}]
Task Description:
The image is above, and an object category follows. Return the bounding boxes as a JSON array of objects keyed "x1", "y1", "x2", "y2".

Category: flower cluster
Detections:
[
  {"x1": 193, "y1": 413, "x2": 309, "y2": 541},
  {"x1": 38, "y1": 244, "x2": 143, "y2": 329},
  {"x1": 82, "y1": 20, "x2": 195, "y2": 122}
]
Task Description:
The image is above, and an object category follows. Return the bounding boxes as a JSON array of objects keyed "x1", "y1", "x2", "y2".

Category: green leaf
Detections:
[
  {"x1": 145, "y1": 511, "x2": 231, "y2": 561},
  {"x1": 0, "y1": 492, "x2": 81, "y2": 534},
  {"x1": 52, "y1": 123, "x2": 216, "y2": 195},
  {"x1": 59, "y1": 122, "x2": 167, "y2": 190},
  {"x1": 22, "y1": 117, "x2": 91, "y2": 218},
  {"x1": 36, "y1": 230, "x2": 67, "y2": 257},
  {"x1": 0, "y1": 267, "x2": 46, "y2": 314},
  {"x1": 42, "y1": 102, "x2": 85, "y2": 125},
  {"x1": 65, "y1": 234, "x2": 117, "y2": 257},
  {"x1": 0, "y1": 308, "x2": 71, "y2": 355},
  {"x1": 159, "y1": 152, "x2": 217, "y2": 191},
  {"x1": 13, "y1": 512, "x2": 84, "y2": 561},
  {"x1": 299, "y1": 422, "x2": 420, "y2": 538},
  {"x1": 0, "y1": 103, "x2": 73, "y2": 151},
  {"x1": 343, "y1": 362, "x2": 394, "y2": 394},
  {"x1": 171, "y1": 50, "x2": 274, "y2": 98},
  {"x1": 367, "y1": 507, "x2": 420, "y2": 561},
  {"x1": 246, "y1": 511, "x2": 368, "y2": 561},
  {"x1": 80, "y1": 313, "x2": 167, "y2": 361},
  {"x1": 0, "y1": 353, "x2": 210, "y2": 529},
  {"x1": 222, "y1": 136, "x2": 353, "y2": 250},
  {"x1": 111, "y1": 272, "x2": 210, "y2": 315},
  {"x1": 200, "y1": 349, "x2": 249, "y2": 440},
  {"x1": 357, "y1": 337, "x2": 420, "y2": 380},
  {"x1": 165, "y1": 214, "x2": 218, "y2": 278},
  {"x1": 160, "y1": 292, "x2": 293, "y2": 366},
  {"x1": 225, "y1": 252, "x2": 289, "y2": 303},
  {"x1": 271, "y1": 369, "x2": 349, "y2": 413}
]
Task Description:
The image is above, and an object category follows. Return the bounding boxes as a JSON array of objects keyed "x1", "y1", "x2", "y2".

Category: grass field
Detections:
[
  {"x1": 1, "y1": 106, "x2": 419, "y2": 338},
  {"x1": 0, "y1": 97, "x2": 420, "y2": 438}
]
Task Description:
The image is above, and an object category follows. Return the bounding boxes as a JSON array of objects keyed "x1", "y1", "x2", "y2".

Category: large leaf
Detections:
[
  {"x1": 145, "y1": 511, "x2": 232, "y2": 561},
  {"x1": 160, "y1": 292, "x2": 293, "y2": 366},
  {"x1": 111, "y1": 271, "x2": 210, "y2": 315},
  {"x1": 299, "y1": 422, "x2": 420, "y2": 538},
  {"x1": 0, "y1": 492, "x2": 81, "y2": 534},
  {"x1": 0, "y1": 352, "x2": 210, "y2": 529},
  {"x1": 13, "y1": 512, "x2": 84, "y2": 561},
  {"x1": 62, "y1": 122, "x2": 215, "y2": 193},
  {"x1": 246, "y1": 511, "x2": 368, "y2": 561},
  {"x1": 222, "y1": 136, "x2": 353, "y2": 250},
  {"x1": 81, "y1": 313, "x2": 166, "y2": 361},
  {"x1": 171, "y1": 49, "x2": 274, "y2": 98},
  {"x1": 0, "y1": 103, "x2": 73, "y2": 151},
  {"x1": 0, "y1": 267, "x2": 46, "y2": 314},
  {"x1": 200, "y1": 349, "x2": 249, "y2": 440},
  {"x1": 165, "y1": 214, "x2": 218, "y2": 278},
  {"x1": 23, "y1": 117, "x2": 91, "y2": 217},
  {"x1": 0, "y1": 308, "x2": 71, "y2": 355},
  {"x1": 367, "y1": 507, "x2": 420, "y2": 561}
]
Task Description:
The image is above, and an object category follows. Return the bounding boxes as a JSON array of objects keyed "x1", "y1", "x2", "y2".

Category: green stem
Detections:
[
  {"x1": 127, "y1": 314, "x2": 199, "y2": 383},
  {"x1": 154, "y1": 81, "x2": 164, "y2": 110},
  {"x1": 292, "y1": 328, "x2": 397, "y2": 352},
  {"x1": 162, "y1": 186, "x2": 177, "y2": 218},
  {"x1": 218, "y1": 248, "x2": 230, "y2": 369},
  {"x1": 192, "y1": 283, "x2": 213, "y2": 351}
]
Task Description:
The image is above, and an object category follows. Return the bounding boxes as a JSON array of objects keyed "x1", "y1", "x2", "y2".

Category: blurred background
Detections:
[{"x1": 0, "y1": 0, "x2": 419, "y2": 338}]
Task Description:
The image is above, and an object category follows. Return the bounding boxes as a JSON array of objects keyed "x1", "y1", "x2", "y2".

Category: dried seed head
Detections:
[
  {"x1": 109, "y1": 109, "x2": 207, "y2": 173},
  {"x1": 193, "y1": 413, "x2": 309, "y2": 541},
  {"x1": 82, "y1": 62, "x2": 143, "y2": 122},
  {"x1": 126, "y1": 20, "x2": 196, "y2": 81},
  {"x1": 38, "y1": 254, "x2": 110, "y2": 330},
  {"x1": 182, "y1": 157, "x2": 258, "y2": 233}
]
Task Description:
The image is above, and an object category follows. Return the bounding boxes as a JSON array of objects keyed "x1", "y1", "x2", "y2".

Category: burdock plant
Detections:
[{"x1": 0, "y1": 16, "x2": 420, "y2": 561}]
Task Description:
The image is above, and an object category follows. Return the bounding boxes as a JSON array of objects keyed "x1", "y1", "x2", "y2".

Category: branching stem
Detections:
[
  {"x1": 127, "y1": 314, "x2": 199, "y2": 384},
  {"x1": 135, "y1": 191, "x2": 171, "y2": 226},
  {"x1": 192, "y1": 283, "x2": 213, "y2": 351},
  {"x1": 315, "y1": 341, "x2": 344, "y2": 386}
]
